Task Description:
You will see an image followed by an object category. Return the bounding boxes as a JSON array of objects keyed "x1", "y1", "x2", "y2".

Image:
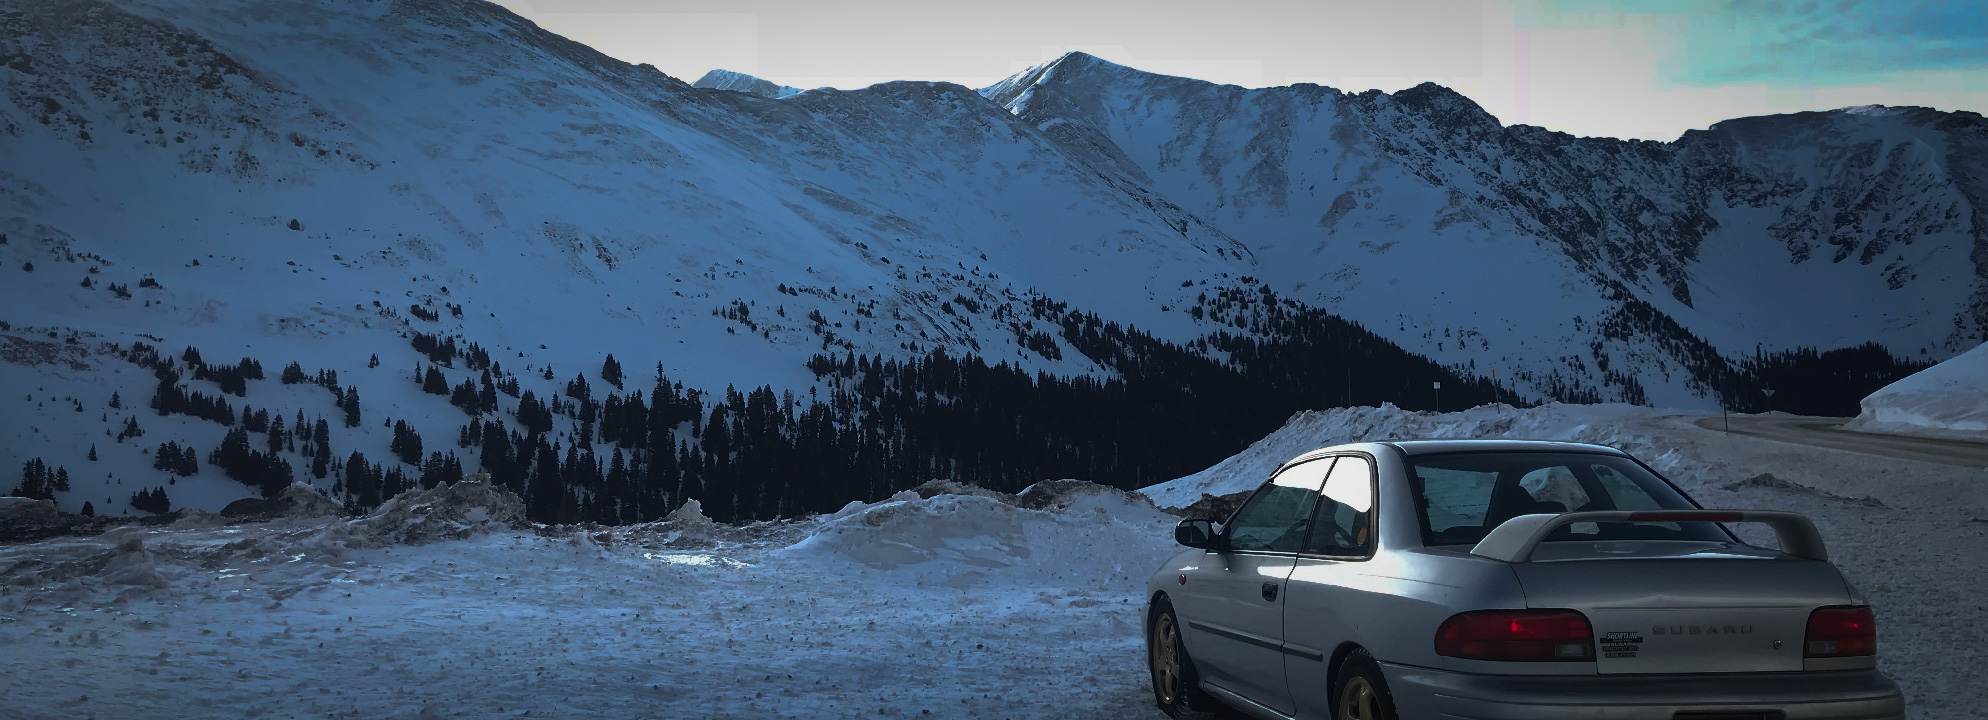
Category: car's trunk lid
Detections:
[{"x1": 1513, "y1": 541, "x2": 1851, "y2": 674}]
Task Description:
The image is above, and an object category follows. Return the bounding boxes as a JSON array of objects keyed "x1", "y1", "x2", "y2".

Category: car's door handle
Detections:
[{"x1": 1261, "y1": 582, "x2": 1279, "y2": 602}]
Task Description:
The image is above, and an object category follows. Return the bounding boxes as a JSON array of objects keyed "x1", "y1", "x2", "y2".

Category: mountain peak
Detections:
[
  {"x1": 1382, "y1": 81, "x2": 1501, "y2": 129},
  {"x1": 693, "y1": 69, "x2": 803, "y2": 99}
]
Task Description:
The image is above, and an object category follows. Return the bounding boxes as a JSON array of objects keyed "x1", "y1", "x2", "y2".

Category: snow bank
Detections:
[
  {"x1": 784, "y1": 482, "x2": 1178, "y2": 591},
  {"x1": 344, "y1": 479, "x2": 528, "y2": 546},
  {"x1": 0, "y1": 480, "x2": 529, "y2": 615},
  {"x1": 218, "y1": 483, "x2": 346, "y2": 520},
  {"x1": 1141, "y1": 403, "x2": 1714, "y2": 508},
  {"x1": 0, "y1": 497, "x2": 57, "y2": 525},
  {"x1": 1847, "y1": 342, "x2": 1988, "y2": 441}
]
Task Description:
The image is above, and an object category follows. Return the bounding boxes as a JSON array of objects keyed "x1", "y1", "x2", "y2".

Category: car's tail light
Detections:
[
  {"x1": 1804, "y1": 606, "x2": 1876, "y2": 658},
  {"x1": 1435, "y1": 610, "x2": 1594, "y2": 662}
]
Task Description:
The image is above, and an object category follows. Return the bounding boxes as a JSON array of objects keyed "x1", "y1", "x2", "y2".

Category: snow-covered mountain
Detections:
[
  {"x1": 2, "y1": 0, "x2": 1982, "y2": 515},
  {"x1": 692, "y1": 69, "x2": 804, "y2": 100},
  {"x1": 982, "y1": 52, "x2": 1988, "y2": 405}
]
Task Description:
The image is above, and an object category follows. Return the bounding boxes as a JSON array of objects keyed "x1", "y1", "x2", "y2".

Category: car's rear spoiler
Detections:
[{"x1": 1469, "y1": 510, "x2": 1827, "y2": 563}]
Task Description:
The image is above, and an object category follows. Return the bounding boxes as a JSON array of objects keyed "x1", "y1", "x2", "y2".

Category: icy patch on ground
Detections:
[{"x1": 1848, "y1": 341, "x2": 1988, "y2": 441}]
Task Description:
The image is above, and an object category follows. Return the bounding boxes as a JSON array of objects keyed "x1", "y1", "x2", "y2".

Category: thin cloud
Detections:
[{"x1": 1683, "y1": 0, "x2": 1988, "y2": 83}]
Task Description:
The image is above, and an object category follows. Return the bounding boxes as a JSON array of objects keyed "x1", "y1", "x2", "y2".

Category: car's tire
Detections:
[
  {"x1": 1331, "y1": 648, "x2": 1400, "y2": 720},
  {"x1": 1148, "y1": 596, "x2": 1226, "y2": 719}
]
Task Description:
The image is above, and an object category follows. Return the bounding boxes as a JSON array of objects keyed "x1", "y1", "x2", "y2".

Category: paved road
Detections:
[{"x1": 1694, "y1": 414, "x2": 1988, "y2": 469}]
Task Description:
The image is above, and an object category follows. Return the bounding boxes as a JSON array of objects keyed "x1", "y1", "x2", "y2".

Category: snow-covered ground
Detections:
[
  {"x1": 1848, "y1": 341, "x2": 1988, "y2": 441},
  {"x1": 4, "y1": 404, "x2": 1985, "y2": 719},
  {"x1": 0, "y1": 481, "x2": 1180, "y2": 719}
]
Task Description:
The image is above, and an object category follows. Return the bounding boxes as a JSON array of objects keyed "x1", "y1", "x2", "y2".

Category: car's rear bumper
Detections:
[{"x1": 1380, "y1": 663, "x2": 1905, "y2": 720}]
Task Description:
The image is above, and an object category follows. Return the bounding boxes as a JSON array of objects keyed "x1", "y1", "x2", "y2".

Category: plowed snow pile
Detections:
[
  {"x1": 786, "y1": 483, "x2": 1177, "y2": 590},
  {"x1": 0, "y1": 480, "x2": 1182, "y2": 719},
  {"x1": 1848, "y1": 341, "x2": 1988, "y2": 440},
  {"x1": 1143, "y1": 402, "x2": 1709, "y2": 508}
]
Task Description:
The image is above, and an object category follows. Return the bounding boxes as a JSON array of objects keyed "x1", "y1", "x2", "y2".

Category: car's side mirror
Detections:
[{"x1": 1175, "y1": 519, "x2": 1220, "y2": 549}]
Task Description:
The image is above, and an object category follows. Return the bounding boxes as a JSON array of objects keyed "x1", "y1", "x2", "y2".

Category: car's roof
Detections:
[
  {"x1": 1384, "y1": 439, "x2": 1630, "y2": 456},
  {"x1": 1277, "y1": 439, "x2": 1630, "y2": 470}
]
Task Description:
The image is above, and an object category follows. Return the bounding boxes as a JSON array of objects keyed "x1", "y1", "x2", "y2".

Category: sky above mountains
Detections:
[{"x1": 493, "y1": 0, "x2": 1986, "y2": 141}]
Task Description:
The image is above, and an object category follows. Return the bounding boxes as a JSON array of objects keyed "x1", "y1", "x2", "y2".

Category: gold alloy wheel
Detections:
[
  {"x1": 1151, "y1": 614, "x2": 1182, "y2": 705},
  {"x1": 1336, "y1": 675, "x2": 1381, "y2": 720}
]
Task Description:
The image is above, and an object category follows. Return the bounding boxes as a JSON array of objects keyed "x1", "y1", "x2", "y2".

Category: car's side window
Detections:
[
  {"x1": 1225, "y1": 458, "x2": 1333, "y2": 553},
  {"x1": 1304, "y1": 455, "x2": 1376, "y2": 557}
]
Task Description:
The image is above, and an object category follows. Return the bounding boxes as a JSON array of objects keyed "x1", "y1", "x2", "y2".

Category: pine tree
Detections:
[
  {"x1": 12, "y1": 459, "x2": 51, "y2": 500},
  {"x1": 88, "y1": 445, "x2": 98, "y2": 461},
  {"x1": 80, "y1": 501, "x2": 95, "y2": 517},
  {"x1": 604, "y1": 448, "x2": 629, "y2": 524},
  {"x1": 312, "y1": 442, "x2": 330, "y2": 480},
  {"x1": 130, "y1": 486, "x2": 171, "y2": 514},
  {"x1": 423, "y1": 366, "x2": 449, "y2": 395},
  {"x1": 528, "y1": 439, "x2": 561, "y2": 522},
  {"x1": 345, "y1": 451, "x2": 378, "y2": 508},
  {"x1": 368, "y1": 353, "x2": 380, "y2": 369},
  {"x1": 343, "y1": 386, "x2": 361, "y2": 427},
  {"x1": 601, "y1": 355, "x2": 623, "y2": 389},
  {"x1": 109, "y1": 392, "x2": 120, "y2": 409},
  {"x1": 267, "y1": 414, "x2": 286, "y2": 455},
  {"x1": 154, "y1": 442, "x2": 180, "y2": 472},
  {"x1": 52, "y1": 467, "x2": 69, "y2": 493},
  {"x1": 390, "y1": 420, "x2": 423, "y2": 465}
]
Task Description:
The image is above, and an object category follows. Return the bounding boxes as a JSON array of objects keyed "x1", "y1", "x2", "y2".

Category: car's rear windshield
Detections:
[{"x1": 1408, "y1": 451, "x2": 1728, "y2": 547}]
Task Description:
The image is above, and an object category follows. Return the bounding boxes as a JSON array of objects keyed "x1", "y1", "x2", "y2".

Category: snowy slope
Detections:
[
  {"x1": 1848, "y1": 341, "x2": 1988, "y2": 440},
  {"x1": 984, "y1": 53, "x2": 1988, "y2": 405},
  {"x1": 3, "y1": 0, "x2": 1984, "y2": 516},
  {"x1": 0, "y1": 0, "x2": 1247, "y2": 514}
]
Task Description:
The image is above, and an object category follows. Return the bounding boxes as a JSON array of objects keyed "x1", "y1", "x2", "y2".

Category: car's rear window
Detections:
[{"x1": 1408, "y1": 451, "x2": 1728, "y2": 546}]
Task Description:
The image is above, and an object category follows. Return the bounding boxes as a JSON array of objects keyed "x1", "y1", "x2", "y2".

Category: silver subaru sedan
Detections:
[{"x1": 1144, "y1": 439, "x2": 1905, "y2": 720}]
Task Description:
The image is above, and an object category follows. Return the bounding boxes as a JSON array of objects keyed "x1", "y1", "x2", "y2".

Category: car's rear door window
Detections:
[{"x1": 1303, "y1": 455, "x2": 1375, "y2": 557}]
